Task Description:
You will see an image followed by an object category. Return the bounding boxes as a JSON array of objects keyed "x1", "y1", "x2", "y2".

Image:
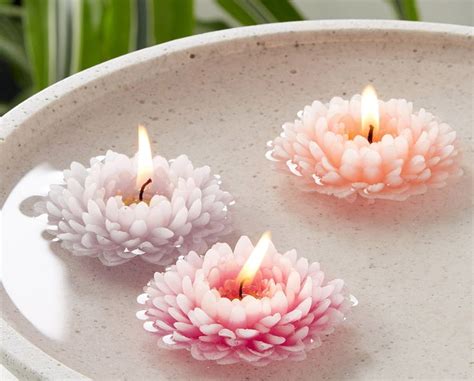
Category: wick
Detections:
[
  {"x1": 238, "y1": 281, "x2": 244, "y2": 299},
  {"x1": 139, "y1": 178, "x2": 152, "y2": 202},
  {"x1": 368, "y1": 124, "x2": 374, "y2": 143}
]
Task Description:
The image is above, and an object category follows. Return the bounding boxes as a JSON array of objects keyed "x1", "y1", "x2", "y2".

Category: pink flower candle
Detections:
[
  {"x1": 137, "y1": 233, "x2": 351, "y2": 366},
  {"x1": 267, "y1": 85, "x2": 462, "y2": 202}
]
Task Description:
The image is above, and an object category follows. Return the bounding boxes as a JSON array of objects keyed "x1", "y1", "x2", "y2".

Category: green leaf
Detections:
[
  {"x1": 9, "y1": 86, "x2": 34, "y2": 108},
  {"x1": 0, "y1": 15, "x2": 32, "y2": 90},
  {"x1": 72, "y1": 0, "x2": 102, "y2": 71},
  {"x1": 0, "y1": 33, "x2": 29, "y2": 73},
  {"x1": 23, "y1": 0, "x2": 53, "y2": 90},
  {"x1": 0, "y1": 86, "x2": 34, "y2": 116},
  {"x1": 215, "y1": 0, "x2": 260, "y2": 25},
  {"x1": 0, "y1": 102, "x2": 9, "y2": 115},
  {"x1": 388, "y1": 0, "x2": 420, "y2": 21},
  {"x1": 102, "y1": 0, "x2": 137, "y2": 59},
  {"x1": 0, "y1": 15, "x2": 28, "y2": 70},
  {"x1": 216, "y1": 0, "x2": 303, "y2": 25},
  {"x1": 259, "y1": 0, "x2": 303, "y2": 21},
  {"x1": 0, "y1": 4, "x2": 23, "y2": 17},
  {"x1": 56, "y1": 0, "x2": 74, "y2": 80},
  {"x1": 195, "y1": 19, "x2": 230, "y2": 34},
  {"x1": 73, "y1": 0, "x2": 137, "y2": 72},
  {"x1": 136, "y1": 0, "x2": 149, "y2": 48},
  {"x1": 149, "y1": 0, "x2": 194, "y2": 44}
]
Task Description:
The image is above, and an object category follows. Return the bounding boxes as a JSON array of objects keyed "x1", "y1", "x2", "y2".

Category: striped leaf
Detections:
[
  {"x1": 388, "y1": 0, "x2": 420, "y2": 21},
  {"x1": 73, "y1": 0, "x2": 137, "y2": 72},
  {"x1": 216, "y1": 0, "x2": 303, "y2": 25},
  {"x1": 0, "y1": 15, "x2": 28, "y2": 73},
  {"x1": 56, "y1": 0, "x2": 74, "y2": 80},
  {"x1": 260, "y1": 0, "x2": 303, "y2": 22},
  {"x1": 148, "y1": 0, "x2": 194, "y2": 44},
  {"x1": 23, "y1": 0, "x2": 54, "y2": 90}
]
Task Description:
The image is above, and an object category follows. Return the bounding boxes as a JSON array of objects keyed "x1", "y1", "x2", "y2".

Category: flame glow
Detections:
[
  {"x1": 361, "y1": 85, "x2": 380, "y2": 141},
  {"x1": 136, "y1": 125, "x2": 154, "y2": 188},
  {"x1": 237, "y1": 231, "x2": 272, "y2": 285}
]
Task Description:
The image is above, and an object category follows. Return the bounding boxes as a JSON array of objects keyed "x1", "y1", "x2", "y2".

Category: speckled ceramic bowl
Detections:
[{"x1": 1, "y1": 21, "x2": 472, "y2": 380}]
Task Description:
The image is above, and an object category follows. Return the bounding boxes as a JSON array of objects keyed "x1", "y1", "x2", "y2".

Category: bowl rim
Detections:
[
  {"x1": 0, "y1": 19, "x2": 471, "y2": 140},
  {"x1": 0, "y1": 19, "x2": 472, "y2": 379}
]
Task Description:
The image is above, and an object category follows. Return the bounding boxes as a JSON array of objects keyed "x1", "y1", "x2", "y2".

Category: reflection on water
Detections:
[{"x1": 1, "y1": 163, "x2": 69, "y2": 341}]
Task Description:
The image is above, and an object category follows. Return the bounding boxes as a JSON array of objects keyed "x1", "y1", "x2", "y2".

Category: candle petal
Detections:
[
  {"x1": 216, "y1": 297, "x2": 233, "y2": 324},
  {"x1": 218, "y1": 328, "x2": 236, "y2": 340},
  {"x1": 235, "y1": 348, "x2": 262, "y2": 363},
  {"x1": 313, "y1": 299, "x2": 331, "y2": 317},
  {"x1": 172, "y1": 331, "x2": 192, "y2": 343},
  {"x1": 270, "y1": 291, "x2": 288, "y2": 315},
  {"x1": 253, "y1": 340, "x2": 273, "y2": 351},
  {"x1": 236, "y1": 329, "x2": 259, "y2": 339},
  {"x1": 187, "y1": 199, "x2": 202, "y2": 220},
  {"x1": 168, "y1": 307, "x2": 188, "y2": 323},
  {"x1": 189, "y1": 308, "x2": 213, "y2": 326},
  {"x1": 176, "y1": 294, "x2": 192, "y2": 314},
  {"x1": 174, "y1": 322, "x2": 199, "y2": 337},
  {"x1": 286, "y1": 271, "x2": 301, "y2": 295},
  {"x1": 262, "y1": 333, "x2": 285, "y2": 345},
  {"x1": 110, "y1": 230, "x2": 129, "y2": 243},
  {"x1": 199, "y1": 323, "x2": 223, "y2": 335},
  {"x1": 181, "y1": 276, "x2": 195, "y2": 302},
  {"x1": 229, "y1": 305, "x2": 246, "y2": 329},
  {"x1": 280, "y1": 309, "x2": 302, "y2": 325},
  {"x1": 129, "y1": 220, "x2": 147, "y2": 237},
  {"x1": 164, "y1": 272, "x2": 182, "y2": 295},
  {"x1": 234, "y1": 236, "x2": 255, "y2": 259},
  {"x1": 258, "y1": 313, "x2": 281, "y2": 328},
  {"x1": 152, "y1": 227, "x2": 174, "y2": 239},
  {"x1": 243, "y1": 296, "x2": 262, "y2": 326},
  {"x1": 201, "y1": 291, "x2": 217, "y2": 318},
  {"x1": 296, "y1": 297, "x2": 313, "y2": 317}
]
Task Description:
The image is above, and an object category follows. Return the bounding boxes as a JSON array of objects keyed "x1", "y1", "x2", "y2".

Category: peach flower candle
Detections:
[
  {"x1": 267, "y1": 85, "x2": 462, "y2": 202},
  {"x1": 137, "y1": 234, "x2": 351, "y2": 365},
  {"x1": 39, "y1": 126, "x2": 234, "y2": 266}
]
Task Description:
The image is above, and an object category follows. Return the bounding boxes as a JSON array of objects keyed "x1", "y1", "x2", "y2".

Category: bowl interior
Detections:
[{"x1": 1, "y1": 22, "x2": 472, "y2": 380}]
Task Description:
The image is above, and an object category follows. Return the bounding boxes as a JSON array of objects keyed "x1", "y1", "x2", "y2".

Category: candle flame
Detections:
[
  {"x1": 361, "y1": 85, "x2": 380, "y2": 142},
  {"x1": 136, "y1": 125, "x2": 153, "y2": 188},
  {"x1": 237, "y1": 231, "x2": 272, "y2": 285}
]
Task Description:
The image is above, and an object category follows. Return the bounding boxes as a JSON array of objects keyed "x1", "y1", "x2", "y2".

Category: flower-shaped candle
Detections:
[
  {"x1": 137, "y1": 233, "x2": 351, "y2": 366},
  {"x1": 40, "y1": 126, "x2": 234, "y2": 266},
  {"x1": 267, "y1": 86, "x2": 462, "y2": 202}
]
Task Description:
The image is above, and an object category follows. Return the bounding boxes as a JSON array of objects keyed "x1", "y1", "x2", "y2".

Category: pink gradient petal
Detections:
[
  {"x1": 139, "y1": 236, "x2": 350, "y2": 365},
  {"x1": 268, "y1": 95, "x2": 462, "y2": 201}
]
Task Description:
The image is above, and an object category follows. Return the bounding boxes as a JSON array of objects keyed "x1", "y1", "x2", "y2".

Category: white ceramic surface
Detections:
[{"x1": 1, "y1": 20, "x2": 472, "y2": 380}]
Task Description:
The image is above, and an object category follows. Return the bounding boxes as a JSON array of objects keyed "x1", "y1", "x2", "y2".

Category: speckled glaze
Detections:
[{"x1": 1, "y1": 21, "x2": 472, "y2": 380}]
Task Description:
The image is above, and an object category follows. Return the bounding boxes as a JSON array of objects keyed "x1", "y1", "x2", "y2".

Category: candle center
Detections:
[
  {"x1": 217, "y1": 232, "x2": 272, "y2": 300},
  {"x1": 139, "y1": 178, "x2": 153, "y2": 202},
  {"x1": 360, "y1": 85, "x2": 380, "y2": 143},
  {"x1": 122, "y1": 125, "x2": 155, "y2": 205},
  {"x1": 218, "y1": 276, "x2": 271, "y2": 300}
]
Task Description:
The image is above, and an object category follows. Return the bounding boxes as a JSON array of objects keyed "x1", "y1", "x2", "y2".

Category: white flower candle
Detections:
[{"x1": 39, "y1": 126, "x2": 234, "y2": 266}]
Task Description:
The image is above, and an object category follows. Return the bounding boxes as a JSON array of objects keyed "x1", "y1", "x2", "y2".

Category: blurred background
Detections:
[{"x1": 0, "y1": 0, "x2": 472, "y2": 115}]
